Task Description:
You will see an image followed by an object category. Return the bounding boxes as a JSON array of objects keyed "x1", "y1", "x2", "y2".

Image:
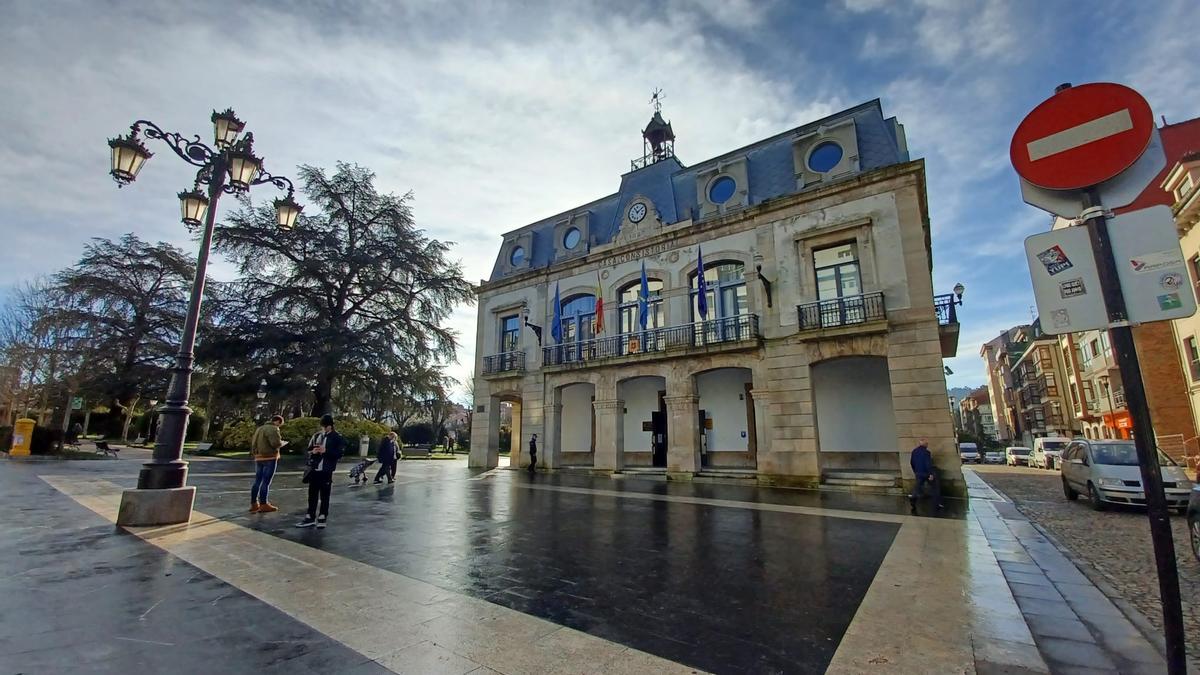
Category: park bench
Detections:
[
  {"x1": 94, "y1": 441, "x2": 119, "y2": 458},
  {"x1": 194, "y1": 442, "x2": 213, "y2": 452},
  {"x1": 400, "y1": 445, "x2": 432, "y2": 460}
]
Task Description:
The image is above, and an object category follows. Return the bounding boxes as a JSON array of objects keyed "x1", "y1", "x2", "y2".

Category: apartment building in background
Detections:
[
  {"x1": 979, "y1": 325, "x2": 1030, "y2": 443},
  {"x1": 1166, "y1": 149, "x2": 1200, "y2": 469},
  {"x1": 959, "y1": 386, "x2": 997, "y2": 443},
  {"x1": 1009, "y1": 321, "x2": 1077, "y2": 445}
]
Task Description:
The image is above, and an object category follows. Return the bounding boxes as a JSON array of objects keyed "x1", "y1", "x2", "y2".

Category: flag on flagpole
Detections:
[
  {"x1": 696, "y1": 246, "x2": 709, "y2": 319},
  {"x1": 551, "y1": 282, "x2": 563, "y2": 344},
  {"x1": 638, "y1": 261, "x2": 650, "y2": 331},
  {"x1": 594, "y1": 271, "x2": 605, "y2": 334}
]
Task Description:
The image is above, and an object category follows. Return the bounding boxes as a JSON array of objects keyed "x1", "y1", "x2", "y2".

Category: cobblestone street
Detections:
[{"x1": 973, "y1": 464, "x2": 1200, "y2": 648}]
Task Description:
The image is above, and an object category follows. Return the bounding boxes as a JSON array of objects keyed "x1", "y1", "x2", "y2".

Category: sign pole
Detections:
[{"x1": 1083, "y1": 188, "x2": 1186, "y2": 673}]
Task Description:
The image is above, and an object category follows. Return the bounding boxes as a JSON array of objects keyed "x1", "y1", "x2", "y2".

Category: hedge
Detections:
[{"x1": 217, "y1": 417, "x2": 392, "y2": 454}]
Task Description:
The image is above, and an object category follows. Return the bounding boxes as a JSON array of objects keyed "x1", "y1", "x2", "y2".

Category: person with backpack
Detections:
[{"x1": 297, "y1": 414, "x2": 345, "y2": 529}]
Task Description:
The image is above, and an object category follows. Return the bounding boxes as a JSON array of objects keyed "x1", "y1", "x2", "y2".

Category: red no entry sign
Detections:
[{"x1": 1010, "y1": 83, "x2": 1154, "y2": 191}]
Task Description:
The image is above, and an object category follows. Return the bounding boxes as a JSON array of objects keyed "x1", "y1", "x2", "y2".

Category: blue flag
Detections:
[
  {"x1": 696, "y1": 246, "x2": 708, "y2": 319},
  {"x1": 638, "y1": 261, "x2": 650, "y2": 330},
  {"x1": 551, "y1": 283, "x2": 562, "y2": 344}
]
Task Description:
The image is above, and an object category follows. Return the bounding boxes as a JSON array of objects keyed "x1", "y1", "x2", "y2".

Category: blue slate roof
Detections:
[{"x1": 489, "y1": 99, "x2": 909, "y2": 281}]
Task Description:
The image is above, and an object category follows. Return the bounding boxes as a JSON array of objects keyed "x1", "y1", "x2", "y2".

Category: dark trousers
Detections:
[
  {"x1": 374, "y1": 460, "x2": 396, "y2": 482},
  {"x1": 251, "y1": 459, "x2": 278, "y2": 503},
  {"x1": 911, "y1": 472, "x2": 942, "y2": 506},
  {"x1": 306, "y1": 472, "x2": 333, "y2": 518}
]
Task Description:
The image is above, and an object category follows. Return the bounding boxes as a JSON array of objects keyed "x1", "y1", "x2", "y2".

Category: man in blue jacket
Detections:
[
  {"x1": 909, "y1": 438, "x2": 943, "y2": 512},
  {"x1": 297, "y1": 414, "x2": 345, "y2": 529}
]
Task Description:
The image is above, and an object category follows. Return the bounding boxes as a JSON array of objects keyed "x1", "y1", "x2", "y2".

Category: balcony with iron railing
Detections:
[
  {"x1": 543, "y1": 314, "x2": 760, "y2": 369},
  {"x1": 934, "y1": 292, "x2": 962, "y2": 358},
  {"x1": 481, "y1": 350, "x2": 525, "y2": 377},
  {"x1": 1113, "y1": 387, "x2": 1126, "y2": 408},
  {"x1": 797, "y1": 292, "x2": 886, "y2": 332}
]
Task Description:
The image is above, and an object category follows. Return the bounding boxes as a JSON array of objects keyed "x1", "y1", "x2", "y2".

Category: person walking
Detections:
[
  {"x1": 528, "y1": 433, "x2": 538, "y2": 475},
  {"x1": 250, "y1": 415, "x2": 285, "y2": 513},
  {"x1": 909, "y1": 437, "x2": 943, "y2": 512},
  {"x1": 374, "y1": 431, "x2": 399, "y2": 484},
  {"x1": 297, "y1": 414, "x2": 345, "y2": 529}
]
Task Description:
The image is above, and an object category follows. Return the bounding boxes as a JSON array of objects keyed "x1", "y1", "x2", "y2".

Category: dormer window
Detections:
[
  {"x1": 510, "y1": 246, "x2": 526, "y2": 266},
  {"x1": 808, "y1": 142, "x2": 844, "y2": 174}
]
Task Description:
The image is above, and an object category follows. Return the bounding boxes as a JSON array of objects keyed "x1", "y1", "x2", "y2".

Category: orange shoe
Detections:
[
  {"x1": 258, "y1": 503, "x2": 279, "y2": 513},
  {"x1": 249, "y1": 503, "x2": 260, "y2": 513}
]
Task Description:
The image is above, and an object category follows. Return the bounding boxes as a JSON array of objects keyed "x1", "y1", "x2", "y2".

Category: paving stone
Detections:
[
  {"x1": 1023, "y1": 614, "x2": 1093, "y2": 642},
  {"x1": 1014, "y1": 595, "x2": 1078, "y2": 620},
  {"x1": 1035, "y1": 636, "x2": 1118, "y2": 670}
]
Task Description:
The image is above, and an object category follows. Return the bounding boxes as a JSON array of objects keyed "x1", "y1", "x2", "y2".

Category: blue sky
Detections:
[{"x1": 1, "y1": 0, "x2": 1196, "y2": 394}]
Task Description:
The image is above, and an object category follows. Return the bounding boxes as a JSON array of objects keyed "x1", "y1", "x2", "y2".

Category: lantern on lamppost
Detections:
[
  {"x1": 177, "y1": 189, "x2": 210, "y2": 227},
  {"x1": 274, "y1": 194, "x2": 302, "y2": 231},
  {"x1": 225, "y1": 138, "x2": 263, "y2": 191},
  {"x1": 211, "y1": 108, "x2": 245, "y2": 149},
  {"x1": 108, "y1": 133, "x2": 153, "y2": 186}
]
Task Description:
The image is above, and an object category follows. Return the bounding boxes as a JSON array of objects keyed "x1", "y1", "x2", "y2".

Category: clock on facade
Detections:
[{"x1": 628, "y1": 202, "x2": 647, "y2": 223}]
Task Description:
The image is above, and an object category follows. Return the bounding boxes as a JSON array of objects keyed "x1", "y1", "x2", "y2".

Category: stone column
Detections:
[
  {"x1": 469, "y1": 395, "x2": 500, "y2": 469},
  {"x1": 593, "y1": 399, "x2": 625, "y2": 472},
  {"x1": 749, "y1": 388, "x2": 772, "y2": 462},
  {"x1": 665, "y1": 395, "x2": 700, "y2": 477},
  {"x1": 543, "y1": 403, "x2": 563, "y2": 469}
]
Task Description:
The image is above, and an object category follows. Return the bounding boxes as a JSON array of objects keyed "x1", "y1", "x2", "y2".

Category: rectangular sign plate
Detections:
[
  {"x1": 1108, "y1": 205, "x2": 1197, "y2": 324},
  {"x1": 1025, "y1": 227, "x2": 1108, "y2": 334}
]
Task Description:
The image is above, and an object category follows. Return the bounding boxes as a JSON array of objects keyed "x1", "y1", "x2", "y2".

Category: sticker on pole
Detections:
[
  {"x1": 1024, "y1": 227, "x2": 1108, "y2": 334},
  {"x1": 1010, "y1": 83, "x2": 1154, "y2": 191},
  {"x1": 1107, "y1": 206, "x2": 1197, "y2": 324}
]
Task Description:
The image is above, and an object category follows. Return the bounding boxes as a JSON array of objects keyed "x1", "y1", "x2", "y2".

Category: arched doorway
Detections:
[
  {"x1": 557, "y1": 382, "x2": 595, "y2": 466},
  {"x1": 619, "y1": 376, "x2": 667, "y2": 467},
  {"x1": 695, "y1": 368, "x2": 756, "y2": 469},
  {"x1": 812, "y1": 356, "x2": 899, "y2": 472}
]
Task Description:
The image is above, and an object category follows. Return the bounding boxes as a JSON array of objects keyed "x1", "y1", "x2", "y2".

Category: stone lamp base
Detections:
[{"x1": 116, "y1": 487, "x2": 196, "y2": 526}]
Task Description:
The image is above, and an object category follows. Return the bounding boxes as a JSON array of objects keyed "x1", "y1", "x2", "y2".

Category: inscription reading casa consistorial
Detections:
[{"x1": 599, "y1": 242, "x2": 672, "y2": 268}]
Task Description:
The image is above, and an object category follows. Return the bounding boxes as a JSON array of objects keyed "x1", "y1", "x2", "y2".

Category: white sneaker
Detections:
[
  {"x1": 316, "y1": 517, "x2": 327, "y2": 529},
  {"x1": 296, "y1": 518, "x2": 316, "y2": 528}
]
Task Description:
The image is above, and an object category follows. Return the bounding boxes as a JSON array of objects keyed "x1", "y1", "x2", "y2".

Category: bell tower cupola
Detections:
[{"x1": 632, "y1": 89, "x2": 675, "y2": 171}]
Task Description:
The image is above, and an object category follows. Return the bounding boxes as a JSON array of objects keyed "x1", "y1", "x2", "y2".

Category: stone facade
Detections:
[{"x1": 470, "y1": 101, "x2": 964, "y2": 496}]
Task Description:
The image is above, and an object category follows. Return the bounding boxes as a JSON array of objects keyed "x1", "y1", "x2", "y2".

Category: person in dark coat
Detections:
[
  {"x1": 374, "y1": 431, "x2": 399, "y2": 484},
  {"x1": 909, "y1": 438, "x2": 943, "y2": 512},
  {"x1": 297, "y1": 414, "x2": 345, "y2": 529},
  {"x1": 528, "y1": 434, "x2": 538, "y2": 474}
]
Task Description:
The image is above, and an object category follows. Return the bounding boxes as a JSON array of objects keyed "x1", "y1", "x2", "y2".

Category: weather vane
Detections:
[{"x1": 650, "y1": 88, "x2": 664, "y2": 113}]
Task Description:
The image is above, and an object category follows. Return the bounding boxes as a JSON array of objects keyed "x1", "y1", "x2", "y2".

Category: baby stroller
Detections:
[{"x1": 347, "y1": 458, "x2": 376, "y2": 486}]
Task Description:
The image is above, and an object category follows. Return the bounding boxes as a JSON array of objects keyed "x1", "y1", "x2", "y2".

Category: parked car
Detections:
[
  {"x1": 1061, "y1": 439, "x2": 1192, "y2": 513},
  {"x1": 984, "y1": 449, "x2": 1004, "y2": 464},
  {"x1": 1006, "y1": 446, "x2": 1032, "y2": 466},
  {"x1": 1031, "y1": 437, "x2": 1072, "y2": 470},
  {"x1": 1187, "y1": 487, "x2": 1200, "y2": 561},
  {"x1": 959, "y1": 442, "x2": 979, "y2": 464}
]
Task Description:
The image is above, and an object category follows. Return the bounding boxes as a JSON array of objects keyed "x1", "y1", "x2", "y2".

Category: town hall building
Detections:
[{"x1": 469, "y1": 98, "x2": 964, "y2": 495}]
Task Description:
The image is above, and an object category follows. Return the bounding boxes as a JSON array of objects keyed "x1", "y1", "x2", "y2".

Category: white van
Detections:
[
  {"x1": 959, "y1": 442, "x2": 979, "y2": 464},
  {"x1": 1032, "y1": 436, "x2": 1072, "y2": 470}
]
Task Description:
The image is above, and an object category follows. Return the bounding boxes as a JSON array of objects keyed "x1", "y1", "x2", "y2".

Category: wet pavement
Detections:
[{"x1": 0, "y1": 451, "x2": 1170, "y2": 673}]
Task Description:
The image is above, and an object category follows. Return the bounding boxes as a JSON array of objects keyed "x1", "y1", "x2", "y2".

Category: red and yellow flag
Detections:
[{"x1": 594, "y1": 271, "x2": 605, "y2": 333}]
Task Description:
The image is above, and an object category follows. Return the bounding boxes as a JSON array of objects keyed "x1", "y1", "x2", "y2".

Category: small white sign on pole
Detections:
[
  {"x1": 1024, "y1": 227, "x2": 1108, "y2": 334},
  {"x1": 1108, "y1": 205, "x2": 1197, "y2": 324}
]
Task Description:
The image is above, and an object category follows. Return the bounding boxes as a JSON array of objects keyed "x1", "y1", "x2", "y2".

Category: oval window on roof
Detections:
[
  {"x1": 563, "y1": 227, "x2": 581, "y2": 250},
  {"x1": 808, "y1": 141, "x2": 844, "y2": 173},
  {"x1": 510, "y1": 246, "x2": 525, "y2": 266},
  {"x1": 708, "y1": 175, "x2": 736, "y2": 204}
]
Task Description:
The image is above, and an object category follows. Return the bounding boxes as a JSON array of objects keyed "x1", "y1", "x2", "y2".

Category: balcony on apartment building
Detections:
[{"x1": 542, "y1": 313, "x2": 761, "y2": 370}]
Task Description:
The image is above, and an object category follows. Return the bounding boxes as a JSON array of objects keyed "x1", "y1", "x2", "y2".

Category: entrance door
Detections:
[{"x1": 651, "y1": 412, "x2": 667, "y2": 467}]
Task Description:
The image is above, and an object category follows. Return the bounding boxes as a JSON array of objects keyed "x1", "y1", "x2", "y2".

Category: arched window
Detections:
[
  {"x1": 556, "y1": 293, "x2": 595, "y2": 362},
  {"x1": 618, "y1": 279, "x2": 665, "y2": 333},
  {"x1": 690, "y1": 262, "x2": 747, "y2": 321}
]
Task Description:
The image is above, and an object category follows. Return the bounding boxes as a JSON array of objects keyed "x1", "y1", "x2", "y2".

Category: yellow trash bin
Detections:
[{"x1": 11, "y1": 418, "x2": 35, "y2": 456}]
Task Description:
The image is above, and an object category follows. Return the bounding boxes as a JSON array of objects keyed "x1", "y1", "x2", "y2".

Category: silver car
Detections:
[{"x1": 1061, "y1": 439, "x2": 1192, "y2": 512}]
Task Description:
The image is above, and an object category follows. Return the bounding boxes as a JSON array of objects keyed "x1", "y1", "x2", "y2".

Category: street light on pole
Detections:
[{"x1": 107, "y1": 109, "x2": 301, "y2": 525}]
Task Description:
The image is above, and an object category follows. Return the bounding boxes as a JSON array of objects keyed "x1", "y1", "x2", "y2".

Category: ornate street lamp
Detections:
[
  {"x1": 178, "y1": 189, "x2": 210, "y2": 227},
  {"x1": 953, "y1": 282, "x2": 966, "y2": 301},
  {"x1": 105, "y1": 109, "x2": 302, "y2": 524}
]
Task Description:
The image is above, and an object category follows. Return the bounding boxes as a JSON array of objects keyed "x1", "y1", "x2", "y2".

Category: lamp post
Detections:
[
  {"x1": 107, "y1": 109, "x2": 301, "y2": 525},
  {"x1": 256, "y1": 378, "x2": 268, "y2": 421},
  {"x1": 145, "y1": 398, "x2": 159, "y2": 444}
]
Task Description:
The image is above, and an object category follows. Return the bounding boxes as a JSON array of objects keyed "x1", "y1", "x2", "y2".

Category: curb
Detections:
[{"x1": 980, "y1": 475, "x2": 1171, "y2": 656}]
